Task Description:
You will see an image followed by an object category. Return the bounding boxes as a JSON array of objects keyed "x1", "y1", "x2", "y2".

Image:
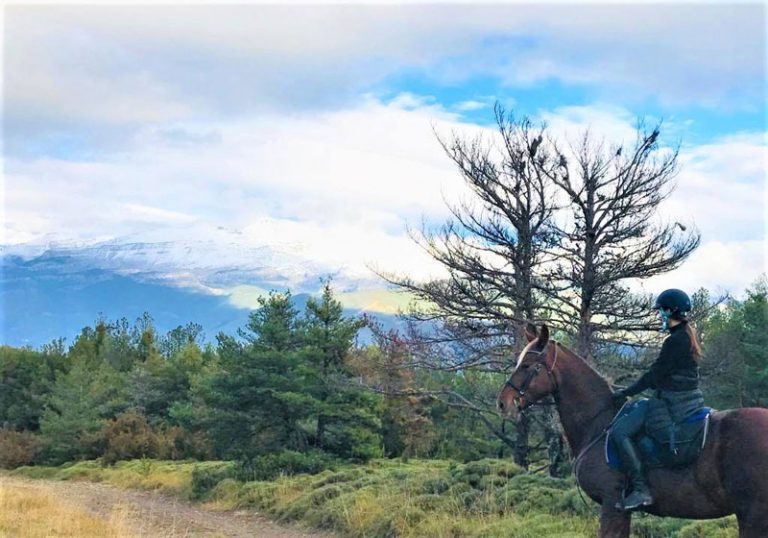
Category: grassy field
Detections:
[
  {"x1": 9, "y1": 458, "x2": 738, "y2": 538},
  {"x1": 11, "y1": 458, "x2": 197, "y2": 496},
  {"x1": 0, "y1": 476, "x2": 133, "y2": 538}
]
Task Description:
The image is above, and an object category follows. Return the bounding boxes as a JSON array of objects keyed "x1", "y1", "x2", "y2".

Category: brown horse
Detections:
[{"x1": 497, "y1": 324, "x2": 768, "y2": 538}]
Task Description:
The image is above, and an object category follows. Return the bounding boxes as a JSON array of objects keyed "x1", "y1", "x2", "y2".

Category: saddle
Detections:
[{"x1": 606, "y1": 398, "x2": 713, "y2": 470}]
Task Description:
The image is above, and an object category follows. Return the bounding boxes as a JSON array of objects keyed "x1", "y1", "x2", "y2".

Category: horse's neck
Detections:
[{"x1": 554, "y1": 347, "x2": 616, "y2": 454}]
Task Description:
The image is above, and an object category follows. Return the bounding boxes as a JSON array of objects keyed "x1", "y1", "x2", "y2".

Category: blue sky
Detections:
[{"x1": 3, "y1": 3, "x2": 766, "y2": 306}]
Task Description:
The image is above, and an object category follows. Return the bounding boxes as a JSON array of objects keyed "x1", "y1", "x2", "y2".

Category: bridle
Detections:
[{"x1": 504, "y1": 341, "x2": 560, "y2": 402}]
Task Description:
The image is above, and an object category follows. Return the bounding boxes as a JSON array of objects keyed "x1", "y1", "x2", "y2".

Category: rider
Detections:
[{"x1": 610, "y1": 288, "x2": 703, "y2": 511}]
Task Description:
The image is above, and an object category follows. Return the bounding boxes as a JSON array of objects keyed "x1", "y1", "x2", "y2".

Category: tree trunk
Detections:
[
  {"x1": 543, "y1": 405, "x2": 566, "y2": 477},
  {"x1": 514, "y1": 412, "x2": 530, "y2": 469},
  {"x1": 576, "y1": 315, "x2": 593, "y2": 364},
  {"x1": 513, "y1": 317, "x2": 532, "y2": 468}
]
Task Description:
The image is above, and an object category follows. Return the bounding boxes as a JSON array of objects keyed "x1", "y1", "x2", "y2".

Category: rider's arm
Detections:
[{"x1": 623, "y1": 333, "x2": 687, "y2": 396}]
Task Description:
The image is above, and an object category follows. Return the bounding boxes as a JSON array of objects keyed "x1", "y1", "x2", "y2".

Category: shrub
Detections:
[
  {"x1": 0, "y1": 429, "x2": 41, "y2": 468},
  {"x1": 236, "y1": 450, "x2": 338, "y2": 481},
  {"x1": 449, "y1": 458, "x2": 523, "y2": 489},
  {"x1": 421, "y1": 477, "x2": 451, "y2": 495},
  {"x1": 631, "y1": 514, "x2": 688, "y2": 538},
  {"x1": 209, "y1": 478, "x2": 243, "y2": 506},
  {"x1": 190, "y1": 462, "x2": 237, "y2": 500},
  {"x1": 101, "y1": 409, "x2": 159, "y2": 465},
  {"x1": 677, "y1": 517, "x2": 738, "y2": 538},
  {"x1": 311, "y1": 468, "x2": 365, "y2": 488},
  {"x1": 156, "y1": 426, "x2": 213, "y2": 461}
]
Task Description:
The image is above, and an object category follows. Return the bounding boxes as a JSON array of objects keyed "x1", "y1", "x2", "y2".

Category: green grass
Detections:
[
  {"x1": 9, "y1": 458, "x2": 738, "y2": 538},
  {"x1": 223, "y1": 459, "x2": 598, "y2": 537}
]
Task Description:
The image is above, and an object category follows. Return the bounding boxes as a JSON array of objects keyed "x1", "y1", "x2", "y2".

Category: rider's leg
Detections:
[
  {"x1": 609, "y1": 401, "x2": 654, "y2": 510},
  {"x1": 615, "y1": 437, "x2": 653, "y2": 510}
]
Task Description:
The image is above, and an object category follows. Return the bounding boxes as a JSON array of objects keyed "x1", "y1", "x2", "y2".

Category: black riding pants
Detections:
[{"x1": 610, "y1": 400, "x2": 650, "y2": 443}]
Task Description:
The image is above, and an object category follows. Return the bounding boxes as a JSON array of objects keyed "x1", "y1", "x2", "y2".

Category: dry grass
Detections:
[
  {"x1": 0, "y1": 476, "x2": 134, "y2": 537},
  {"x1": 10, "y1": 459, "x2": 740, "y2": 537},
  {"x1": 12, "y1": 459, "x2": 197, "y2": 497}
]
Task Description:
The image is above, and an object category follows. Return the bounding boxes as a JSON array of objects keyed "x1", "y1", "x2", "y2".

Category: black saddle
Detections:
[{"x1": 606, "y1": 400, "x2": 713, "y2": 470}]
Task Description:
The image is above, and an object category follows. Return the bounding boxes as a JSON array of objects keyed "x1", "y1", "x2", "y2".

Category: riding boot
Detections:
[{"x1": 615, "y1": 437, "x2": 654, "y2": 511}]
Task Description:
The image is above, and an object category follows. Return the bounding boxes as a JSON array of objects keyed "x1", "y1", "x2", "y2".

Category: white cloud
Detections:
[
  {"x1": 535, "y1": 106, "x2": 767, "y2": 296},
  {"x1": 641, "y1": 240, "x2": 766, "y2": 298},
  {"x1": 122, "y1": 204, "x2": 199, "y2": 224},
  {"x1": 665, "y1": 134, "x2": 767, "y2": 242},
  {"x1": 4, "y1": 97, "x2": 471, "y2": 289},
  {"x1": 537, "y1": 104, "x2": 640, "y2": 144},
  {"x1": 4, "y1": 97, "x2": 765, "y2": 297},
  {"x1": 454, "y1": 100, "x2": 489, "y2": 112},
  {"x1": 5, "y1": 3, "x2": 764, "y2": 144},
  {"x1": 649, "y1": 133, "x2": 768, "y2": 295},
  {"x1": 240, "y1": 216, "x2": 444, "y2": 284}
]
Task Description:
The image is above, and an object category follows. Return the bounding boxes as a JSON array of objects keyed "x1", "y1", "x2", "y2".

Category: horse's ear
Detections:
[
  {"x1": 536, "y1": 324, "x2": 550, "y2": 350},
  {"x1": 524, "y1": 322, "x2": 538, "y2": 342}
]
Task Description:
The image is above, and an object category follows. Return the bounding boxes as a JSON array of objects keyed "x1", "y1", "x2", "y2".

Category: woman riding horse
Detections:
[
  {"x1": 498, "y1": 305, "x2": 768, "y2": 536},
  {"x1": 610, "y1": 288, "x2": 704, "y2": 511}
]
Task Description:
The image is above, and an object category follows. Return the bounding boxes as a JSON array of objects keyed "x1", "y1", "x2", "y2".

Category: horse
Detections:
[{"x1": 496, "y1": 323, "x2": 768, "y2": 538}]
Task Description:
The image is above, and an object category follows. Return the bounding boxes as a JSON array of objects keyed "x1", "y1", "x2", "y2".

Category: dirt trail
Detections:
[{"x1": 1, "y1": 476, "x2": 334, "y2": 538}]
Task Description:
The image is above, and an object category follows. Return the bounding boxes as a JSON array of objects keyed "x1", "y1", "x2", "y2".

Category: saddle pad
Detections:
[
  {"x1": 684, "y1": 407, "x2": 712, "y2": 423},
  {"x1": 605, "y1": 407, "x2": 713, "y2": 470}
]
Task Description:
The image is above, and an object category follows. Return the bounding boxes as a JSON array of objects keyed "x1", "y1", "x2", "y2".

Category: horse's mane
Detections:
[{"x1": 553, "y1": 340, "x2": 614, "y2": 393}]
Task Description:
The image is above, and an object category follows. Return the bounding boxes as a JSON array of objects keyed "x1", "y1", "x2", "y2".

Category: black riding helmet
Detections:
[{"x1": 654, "y1": 288, "x2": 691, "y2": 319}]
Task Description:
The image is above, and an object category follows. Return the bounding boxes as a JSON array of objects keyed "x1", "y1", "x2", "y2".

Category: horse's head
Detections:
[{"x1": 497, "y1": 323, "x2": 559, "y2": 421}]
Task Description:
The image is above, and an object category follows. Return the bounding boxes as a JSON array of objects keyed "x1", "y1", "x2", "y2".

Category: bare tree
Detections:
[
  {"x1": 378, "y1": 105, "x2": 562, "y2": 469},
  {"x1": 382, "y1": 104, "x2": 558, "y2": 344},
  {"x1": 376, "y1": 111, "x2": 700, "y2": 474},
  {"x1": 537, "y1": 124, "x2": 701, "y2": 361}
]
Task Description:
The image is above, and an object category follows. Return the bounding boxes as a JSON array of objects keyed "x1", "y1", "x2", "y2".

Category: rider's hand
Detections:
[{"x1": 611, "y1": 389, "x2": 628, "y2": 403}]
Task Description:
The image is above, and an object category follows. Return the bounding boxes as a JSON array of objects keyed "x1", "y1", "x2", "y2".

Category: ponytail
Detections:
[{"x1": 685, "y1": 323, "x2": 702, "y2": 363}]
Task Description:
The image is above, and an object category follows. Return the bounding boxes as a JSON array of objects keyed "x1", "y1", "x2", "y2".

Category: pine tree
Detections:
[
  {"x1": 700, "y1": 277, "x2": 768, "y2": 408},
  {"x1": 40, "y1": 324, "x2": 130, "y2": 463},
  {"x1": 301, "y1": 283, "x2": 381, "y2": 460},
  {"x1": 39, "y1": 361, "x2": 105, "y2": 463},
  {"x1": 203, "y1": 292, "x2": 318, "y2": 459},
  {"x1": 0, "y1": 345, "x2": 64, "y2": 431}
]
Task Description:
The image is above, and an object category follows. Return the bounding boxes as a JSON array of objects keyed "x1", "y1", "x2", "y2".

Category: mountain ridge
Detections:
[{"x1": 1, "y1": 251, "x2": 400, "y2": 348}]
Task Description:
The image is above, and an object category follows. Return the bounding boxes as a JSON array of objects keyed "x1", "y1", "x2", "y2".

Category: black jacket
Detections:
[{"x1": 624, "y1": 321, "x2": 699, "y2": 396}]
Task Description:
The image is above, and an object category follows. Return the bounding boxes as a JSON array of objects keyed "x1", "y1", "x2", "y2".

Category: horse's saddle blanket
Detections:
[{"x1": 606, "y1": 401, "x2": 713, "y2": 470}]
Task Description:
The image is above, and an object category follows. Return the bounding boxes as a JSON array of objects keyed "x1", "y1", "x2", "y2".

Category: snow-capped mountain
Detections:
[
  {"x1": 1, "y1": 225, "x2": 401, "y2": 347},
  {"x1": 2, "y1": 221, "x2": 383, "y2": 294}
]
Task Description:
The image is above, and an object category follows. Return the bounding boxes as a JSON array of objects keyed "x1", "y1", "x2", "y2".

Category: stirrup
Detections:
[{"x1": 616, "y1": 489, "x2": 654, "y2": 511}]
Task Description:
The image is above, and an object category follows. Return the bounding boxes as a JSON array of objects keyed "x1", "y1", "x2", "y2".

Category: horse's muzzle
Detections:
[{"x1": 498, "y1": 395, "x2": 525, "y2": 421}]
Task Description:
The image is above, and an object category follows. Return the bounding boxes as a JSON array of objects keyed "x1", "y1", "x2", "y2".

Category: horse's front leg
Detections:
[{"x1": 598, "y1": 503, "x2": 630, "y2": 538}]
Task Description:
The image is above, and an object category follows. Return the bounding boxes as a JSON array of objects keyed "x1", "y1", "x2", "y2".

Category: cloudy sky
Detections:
[{"x1": 3, "y1": 3, "x2": 766, "y2": 307}]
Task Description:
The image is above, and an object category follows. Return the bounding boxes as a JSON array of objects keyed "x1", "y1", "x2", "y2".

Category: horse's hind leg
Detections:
[
  {"x1": 598, "y1": 503, "x2": 630, "y2": 538},
  {"x1": 738, "y1": 504, "x2": 768, "y2": 538},
  {"x1": 738, "y1": 520, "x2": 768, "y2": 538}
]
